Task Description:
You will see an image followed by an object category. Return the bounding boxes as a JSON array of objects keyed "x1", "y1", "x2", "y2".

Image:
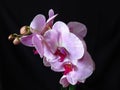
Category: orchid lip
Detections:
[
  {"x1": 54, "y1": 47, "x2": 69, "y2": 62},
  {"x1": 63, "y1": 62, "x2": 73, "y2": 75}
]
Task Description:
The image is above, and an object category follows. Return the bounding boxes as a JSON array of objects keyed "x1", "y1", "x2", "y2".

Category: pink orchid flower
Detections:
[
  {"x1": 59, "y1": 52, "x2": 95, "y2": 87},
  {"x1": 20, "y1": 9, "x2": 57, "y2": 57},
  {"x1": 43, "y1": 21, "x2": 95, "y2": 87},
  {"x1": 43, "y1": 21, "x2": 85, "y2": 71}
]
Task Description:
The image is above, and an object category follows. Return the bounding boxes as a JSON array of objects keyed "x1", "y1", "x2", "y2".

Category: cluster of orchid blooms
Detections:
[{"x1": 8, "y1": 9, "x2": 95, "y2": 88}]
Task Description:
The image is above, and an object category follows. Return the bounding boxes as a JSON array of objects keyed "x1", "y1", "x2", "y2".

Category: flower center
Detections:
[
  {"x1": 63, "y1": 63, "x2": 73, "y2": 75},
  {"x1": 54, "y1": 47, "x2": 68, "y2": 62}
]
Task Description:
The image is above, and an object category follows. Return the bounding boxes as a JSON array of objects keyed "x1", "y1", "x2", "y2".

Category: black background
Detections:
[{"x1": 0, "y1": 0, "x2": 120, "y2": 90}]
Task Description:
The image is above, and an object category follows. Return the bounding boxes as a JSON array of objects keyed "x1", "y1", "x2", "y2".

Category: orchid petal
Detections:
[
  {"x1": 48, "y1": 9, "x2": 54, "y2": 18},
  {"x1": 81, "y1": 39, "x2": 87, "y2": 51},
  {"x1": 60, "y1": 75, "x2": 69, "y2": 87},
  {"x1": 43, "y1": 42, "x2": 56, "y2": 61},
  {"x1": 43, "y1": 57, "x2": 51, "y2": 67},
  {"x1": 50, "y1": 58, "x2": 65, "y2": 72},
  {"x1": 20, "y1": 34, "x2": 34, "y2": 47},
  {"x1": 67, "y1": 22, "x2": 87, "y2": 38},
  {"x1": 30, "y1": 14, "x2": 46, "y2": 32},
  {"x1": 66, "y1": 71, "x2": 78, "y2": 85},
  {"x1": 46, "y1": 14, "x2": 58, "y2": 27},
  {"x1": 44, "y1": 29, "x2": 58, "y2": 53},
  {"x1": 62, "y1": 32, "x2": 84, "y2": 61},
  {"x1": 76, "y1": 52, "x2": 95, "y2": 82},
  {"x1": 52, "y1": 21, "x2": 70, "y2": 37},
  {"x1": 32, "y1": 35, "x2": 44, "y2": 58}
]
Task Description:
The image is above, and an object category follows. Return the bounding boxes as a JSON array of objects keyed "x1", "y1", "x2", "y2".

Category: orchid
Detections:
[
  {"x1": 20, "y1": 9, "x2": 57, "y2": 57},
  {"x1": 43, "y1": 21, "x2": 85, "y2": 71},
  {"x1": 8, "y1": 9, "x2": 95, "y2": 90},
  {"x1": 60, "y1": 52, "x2": 95, "y2": 87},
  {"x1": 42, "y1": 21, "x2": 95, "y2": 88}
]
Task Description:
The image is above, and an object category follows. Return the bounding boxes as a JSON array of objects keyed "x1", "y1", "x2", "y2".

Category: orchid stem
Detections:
[{"x1": 69, "y1": 85, "x2": 76, "y2": 90}]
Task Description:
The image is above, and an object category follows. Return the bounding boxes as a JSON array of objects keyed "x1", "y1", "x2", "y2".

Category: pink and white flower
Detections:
[
  {"x1": 43, "y1": 21, "x2": 95, "y2": 87},
  {"x1": 9, "y1": 9, "x2": 95, "y2": 89},
  {"x1": 60, "y1": 52, "x2": 95, "y2": 87},
  {"x1": 43, "y1": 21, "x2": 85, "y2": 71},
  {"x1": 20, "y1": 9, "x2": 57, "y2": 57}
]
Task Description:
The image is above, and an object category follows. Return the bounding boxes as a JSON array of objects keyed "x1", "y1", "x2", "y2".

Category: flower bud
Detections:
[
  {"x1": 8, "y1": 34, "x2": 14, "y2": 40},
  {"x1": 13, "y1": 37, "x2": 20, "y2": 45},
  {"x1": 20, "y1": 26, "x2": 30, "y2": 35}
]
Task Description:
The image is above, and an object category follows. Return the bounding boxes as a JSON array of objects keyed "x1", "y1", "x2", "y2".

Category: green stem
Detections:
[{"x1": 69, "y1": 85, "x2": 76, "y2": 90}]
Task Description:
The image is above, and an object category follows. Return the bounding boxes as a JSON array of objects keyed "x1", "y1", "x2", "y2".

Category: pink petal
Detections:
[
  {"x1": 59, "y1": 75, "x2": 69, "y2": 87},
  {"x1": 52, "y1": 21, "x2": 70, "y2": 37},
  {"x1": 50, "y1": 58, "x2": 65, "y2": 72},
  {"x1": 76, "y1": 52, "x2": 95, "y2": 83},
  {"x1": 44, "y1": 29, "x2": 58, "y2": 55},
  {"x1": 20, "y1": 34, "x2": 34, "y2": 47},
  {"x1": 60, "y1": 67, "x2": 83, "y2": 87},
  {"x1": 30, "y1": 14, "x2": 46, "y2": 32},
  {"x1": 81, "y1": 39, "x2": 87, "y2": 51},
  {"x1": 32, "y1": 35, "x2": 44, "y2": 58},
  {"x1": 46, "y1": 14, "x2": 58, "y2": 27},
  {"x1": 62, "y1": 32, "x2": 84, "y2": 62},
  {"x1": 48, "y1": 9, "x2": 54, "y2": 18},
  {"x1": 41, "y1": 14, "x2": 57, "y2": 35},
  {"x1": 67, "y1": 22, "x2": 87, "y2": 38},
  {"x1": 43, "y1": 41, "x2": 56, "y2": 61},
  {"x1": 66, "y1": 71, "x2": 78, "y2": 85},
  {"x1": 43, "y1": 57, "x2": 51, "y2": 67}
]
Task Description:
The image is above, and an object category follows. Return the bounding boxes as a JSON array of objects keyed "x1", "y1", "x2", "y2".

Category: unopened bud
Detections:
[
  {"x1": 8, "y1": 34, "x2": 14, "y2": 40},
  {"x1": 20, "y1": 26, "x2": 30, "y2": 35},
  {"x1": 13, "y1": 37, "x2": 20, "y2": 45}
]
